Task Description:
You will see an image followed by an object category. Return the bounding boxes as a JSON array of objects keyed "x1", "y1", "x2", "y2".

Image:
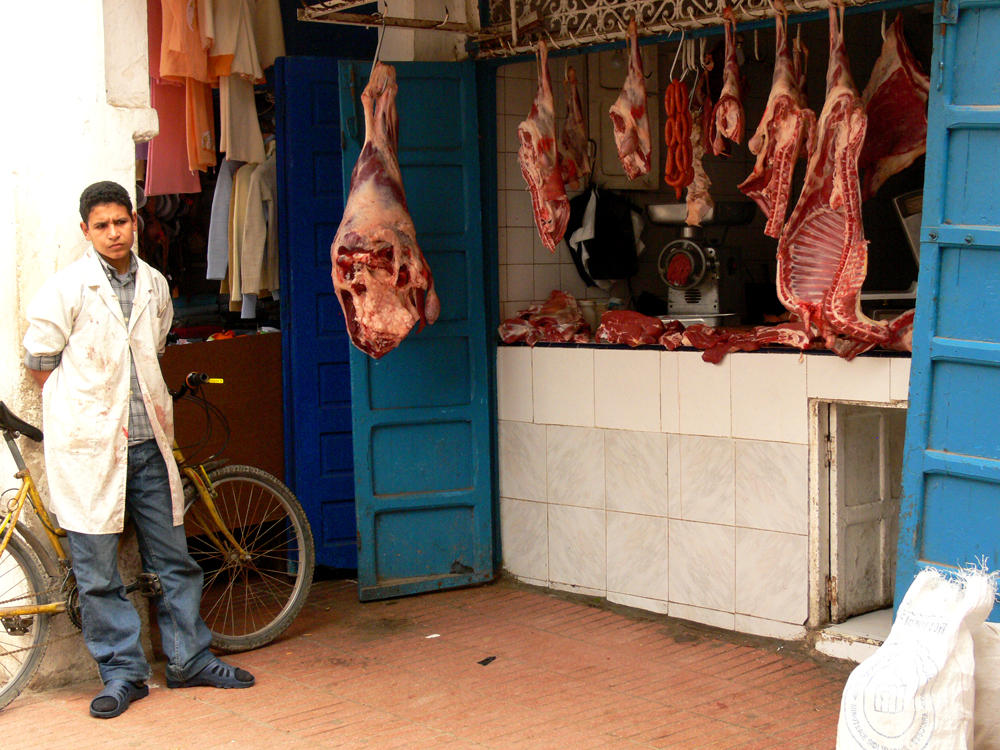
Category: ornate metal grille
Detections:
[{"x1": 479, "y1": 0, "x2": 877, "y2": 58}]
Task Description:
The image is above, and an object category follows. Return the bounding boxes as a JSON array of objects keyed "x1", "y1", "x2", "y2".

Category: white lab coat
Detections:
[{"x1": 23, "y1": 248, "x2": 184, "y2": 534}]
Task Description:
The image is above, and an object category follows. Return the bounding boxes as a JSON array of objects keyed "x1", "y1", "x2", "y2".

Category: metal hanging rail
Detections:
[
  {"x1": 475, "y1": 0, "x2": 929, "y2": 58},
  {"x1": 297, "y1": 0, "x2": 932, "y2": 60},
  {"x1": 297, "y1": 1, "x2": 477, "y2": 33}
]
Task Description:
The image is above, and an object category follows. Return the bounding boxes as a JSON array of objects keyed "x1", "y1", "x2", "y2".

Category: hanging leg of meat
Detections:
[
  {"x1": 559, "y1": 65, "x2": 592, "y2": 191},
  {"x1": 518, "y1": 41, "x2": 570, "y2": 251},
  {"x1": 737, "y1": 0, "x2": 816, "y2": 237},
  {"x1": 330, "y1": 63, "x2": 440, "y2": 359},
  {"x1": 608, "y1": 18, "x2": 652, "y2": 180},
  {"x1": 686, "y1": 73, "x2": 714, "y2": 226},
  {"x1": 858, "y1": 14, "x2": 930, "y2": 200},
  {"x1": 776, "y1": 4, "x2": 890, "y2": 351},
  {"x1": 713, "y1": 5, "x2": 745, "y2": 150}
]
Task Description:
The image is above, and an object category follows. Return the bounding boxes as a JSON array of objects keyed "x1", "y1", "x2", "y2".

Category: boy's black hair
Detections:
[{"x1": 79, "y1": 181, "x2": 133, "y2": 223}]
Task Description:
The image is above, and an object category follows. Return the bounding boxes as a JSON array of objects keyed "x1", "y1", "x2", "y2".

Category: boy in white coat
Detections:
[{"x1": 23, "y1": 181, "x2": 254, "y2": 718}]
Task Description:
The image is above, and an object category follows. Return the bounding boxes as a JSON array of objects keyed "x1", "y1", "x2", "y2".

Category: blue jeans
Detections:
[{"x1": 65, "y1": 440, "x2": 214, "y2": 684}]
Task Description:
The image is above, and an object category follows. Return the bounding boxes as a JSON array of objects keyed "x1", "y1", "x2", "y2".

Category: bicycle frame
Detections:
[
  {"x1": 0, "y1": 429, "x2": 69, "y2": 619},
  {"x1": 173, "y1": 444, "x2": 248, "y2": 560}
]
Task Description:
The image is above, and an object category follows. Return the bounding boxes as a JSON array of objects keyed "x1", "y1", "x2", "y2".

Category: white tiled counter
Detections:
[{"x1": 497, "y1": 345, "x2": 911, "y2": 642}]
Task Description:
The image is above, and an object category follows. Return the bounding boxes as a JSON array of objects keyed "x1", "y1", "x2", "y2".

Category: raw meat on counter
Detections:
[
  {"x1": 712, "y1": 4, "x2": 745, "y2": 152},
  {"x1": 497, "y1": 290, "x2": 591, "y2": 345},
  {"x1": 738, "y1": 0, "x2": 816, "y2": 237},
  {"x1": 609, "y1": 19, "x2": 652, "y2": 179},
  {"x1": 518, "y1": 41, "x2": 570, "y2": 251},
  {"x1": 330, "y1": 63, "x2": 440, "y2": 359},
  {"x1": 595, "y1": 310, "x2": 664, "y2": 346},
  {"x1": 858, "y1": 14, "x2": 929, "y2": 200},
  {"x1": 660, "y1": 321, "x2": 821, "y2": 364},
  {"x1": 776, "y1": 4, "x2": 910, "y2": 358},
  {"x1": 559, "y1": 66, "x2": 593, "y2": 191}
]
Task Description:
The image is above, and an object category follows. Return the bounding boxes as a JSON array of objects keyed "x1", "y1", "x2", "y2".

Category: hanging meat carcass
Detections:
[
  {"x1": 776, "y1": 3, "x2": 906, "y2": 355},
  {"x1": 330, "y1": 63, "x2": 440, "y2": 359},
  {"x1": 713, "y1": 4, "x2": 745, "y2": 152},
  {"x1": 609, "y1": 18, "x2": 652, "y2": 179},
  {"x1": 858, "y1": 13, "x2": 930, "y2": 200},
  {"x1": 559, "y1": 66, "x2": 593, "y2": 191},
  {"x1": 518, "y1": 41, "x2": 570, "y2": 251},
  {"x1": 738, "y1": 0, "x2": 816, "y2": 237},
  {"x1": 686, "y1": 71, "x2": 715, "y2": 227}
]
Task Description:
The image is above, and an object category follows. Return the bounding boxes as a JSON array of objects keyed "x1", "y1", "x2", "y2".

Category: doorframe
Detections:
[{"x1": 809, "y1": 398, "x2": 907, "y2": 627}]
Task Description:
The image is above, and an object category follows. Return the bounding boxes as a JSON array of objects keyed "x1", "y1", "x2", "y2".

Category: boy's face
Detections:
[{"x1": 81, "y1": 202, "x2": 136, "y2": 272}]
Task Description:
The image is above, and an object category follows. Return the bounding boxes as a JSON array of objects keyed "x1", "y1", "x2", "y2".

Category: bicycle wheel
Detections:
[
  {"x1": 0, "y1": 534, "x2": 51, "y2": 710},
  {"x1": 184, "y1": 465, "x2": 315, "y2": 652}
]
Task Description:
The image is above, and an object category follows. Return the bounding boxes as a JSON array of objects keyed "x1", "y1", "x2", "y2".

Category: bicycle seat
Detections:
[{"x1": 0, "y1": 401, "x2": 43, "y2": 442}]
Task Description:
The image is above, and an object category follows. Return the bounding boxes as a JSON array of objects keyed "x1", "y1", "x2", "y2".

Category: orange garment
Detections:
[
  {"x1": 185, "y1": 78, "x2": 216, "y2": 173},
  {"x1": 146, "y1": 0, "x2": 200, "y2": 194},
  {"x1": 160, "y1": 0, "x2": 215, "y2": 173},
  {"x1": 160, "y1": 0, "x2": 211, "y2": 84}
]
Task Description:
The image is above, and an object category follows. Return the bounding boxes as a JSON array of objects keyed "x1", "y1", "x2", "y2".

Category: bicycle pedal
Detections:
[{"x1": 125, "y1": 573, "x2": 163, "y2": 598}]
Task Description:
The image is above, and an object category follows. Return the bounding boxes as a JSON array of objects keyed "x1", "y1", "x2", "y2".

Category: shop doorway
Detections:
[{"x1": 815, "y1": 401, "x2": 907, "y2": 631}]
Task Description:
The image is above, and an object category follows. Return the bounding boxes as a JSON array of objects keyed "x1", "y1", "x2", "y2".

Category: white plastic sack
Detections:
[
  {"x1": 836, "y1": 568, "x2": 997, "y2": 750},
  {"x1": 974, "y1": 622, "x2": 1000, "y2": 750}
]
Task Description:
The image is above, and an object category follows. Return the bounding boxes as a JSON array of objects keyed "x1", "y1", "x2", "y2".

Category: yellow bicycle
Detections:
[{"x1": 0, "y1": 373, "x2": 315, "y2": 709}]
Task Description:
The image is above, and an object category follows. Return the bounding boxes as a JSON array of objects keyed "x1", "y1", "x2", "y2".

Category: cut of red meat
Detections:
[
  {"x1": 609, "y1": 19, "x2": 652, "y2": 180},
  {"x1": 595, "y1": 310, "x2": 664, "y2": 346},
  {"x1": 858, "y1": 14, "x2": 929, "y2": 200},
  {"x1": 518, "y1": 42, "x2": 570, "y2": 252},
  {"x1": 738, "y1": 0, "x2": 816, "y2": 238},
  {"x1": 713, "y1": 5, "x2": 745, "y2": 152},
  {"x1": 559, "y1": 66, "x2": 592, "y2": 191},
  {"x1": 330, "y1": 63, "x2": 439, "y2": 359},
  {"x1": 497, "y1": 290, "x2": 591, "y2": 345},
  {"x1": 776, "y1": 4, "x2": 896, "y2": 353}
]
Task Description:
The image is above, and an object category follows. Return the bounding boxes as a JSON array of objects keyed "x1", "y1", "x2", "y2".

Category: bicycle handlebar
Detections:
[{"x1": 172, "y1": 372, "x2": 224, "y2": 401}]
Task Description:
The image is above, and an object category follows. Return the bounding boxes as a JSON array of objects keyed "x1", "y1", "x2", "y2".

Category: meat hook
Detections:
[
  {"x1": 372, "y1": 0, "x2": 388, "y2": 75},
  {"x1": 669, "y1": 27, "x2": 686, "y2": 80}
]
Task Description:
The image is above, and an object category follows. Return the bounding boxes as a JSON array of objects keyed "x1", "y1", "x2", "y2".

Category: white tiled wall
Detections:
[
  {"x1": 496, "y1": 60, "x2": 623, "y2": 322},
  {"x1": 497, "y1": 345, "x2": 907, "y2": 638}
]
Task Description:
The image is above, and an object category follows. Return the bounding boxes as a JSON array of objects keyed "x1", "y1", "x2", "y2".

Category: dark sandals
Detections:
[
  {"x1": 90, "y1": 679, "x2": 149, "y2": 719},
  {"x1": 166, "y1": 659, "x2": 255, "y2": 689}
]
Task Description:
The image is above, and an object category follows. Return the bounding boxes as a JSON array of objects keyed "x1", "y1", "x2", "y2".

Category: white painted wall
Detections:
[{"x1": 3, "y1": 0, "x2": 157, "y2": 690}]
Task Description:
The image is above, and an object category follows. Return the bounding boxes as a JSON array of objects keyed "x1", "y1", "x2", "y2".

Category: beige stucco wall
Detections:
[
  {"x1": 378, "y1": 0, "x2": 477, "y2": 62},
  {"x1": 3, "y1": 0, "x2": 157, "y2": 692}
]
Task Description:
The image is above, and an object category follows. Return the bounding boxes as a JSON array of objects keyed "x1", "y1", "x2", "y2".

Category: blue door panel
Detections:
[
  {"x1": 338, "y1": 60, "x2": 494, "y2": 600},
  {"x1": 275, "y1": 57, "x2": 357, "y2": 569},
  {"x1": 896, "y1": 0, "x2": 1000, "y2": 621}
]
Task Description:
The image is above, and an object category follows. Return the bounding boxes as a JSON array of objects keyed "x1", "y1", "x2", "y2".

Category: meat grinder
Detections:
[{"x1": 646, "y1": 202, "x2": 754, "y2": 325}]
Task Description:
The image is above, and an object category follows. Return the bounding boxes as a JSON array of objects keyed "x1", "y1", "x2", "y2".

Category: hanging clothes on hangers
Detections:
[
  {"x1": 144, "y1": 0, "x2": 201, "y2": 195},
  {"x1": 159, "y1": 0, "x2": 216, "y2": 174},
  {"x1": 239, "y1": 139, "x2": 279, "y2": 318},
  {"x1": 210, "y1": 0, "x2": 267, "y2": 165}
]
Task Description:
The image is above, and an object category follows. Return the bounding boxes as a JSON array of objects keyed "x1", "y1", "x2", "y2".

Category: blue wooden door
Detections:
[
  {"x1": 896, "y1": 0, "x2": 1000, "y2": 620},
  {"x1": 275, "y1": 57, "x2": 358, "y2": 569},
  {"x1": 338, "y1": 60, "x2": 495, "y2": 600}
]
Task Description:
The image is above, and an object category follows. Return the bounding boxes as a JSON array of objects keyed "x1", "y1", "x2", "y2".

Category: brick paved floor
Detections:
[{"x1": 1, "y1": 577, "x2": 853, "y2": 748}]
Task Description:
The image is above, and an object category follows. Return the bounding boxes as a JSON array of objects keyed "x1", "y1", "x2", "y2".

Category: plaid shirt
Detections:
[{"x1": 24, "y1": 253, "x2": 154, "y2": 445}]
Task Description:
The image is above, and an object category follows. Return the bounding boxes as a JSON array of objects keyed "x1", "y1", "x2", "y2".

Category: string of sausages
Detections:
[{"x1": 663, "y1": 79, "x2": 694, "y2": 199}]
